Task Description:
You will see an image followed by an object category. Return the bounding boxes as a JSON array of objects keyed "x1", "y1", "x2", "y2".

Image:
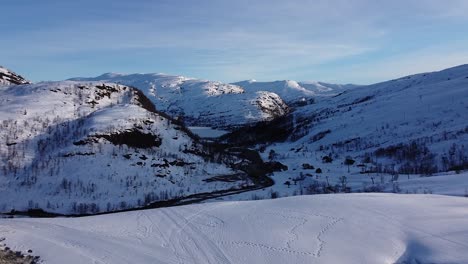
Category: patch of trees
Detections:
[
  {"x1": 322, "y1": 155, "x2": 333, "y2": 163},
  {"x1": 440, "y1": 143, "x2": 468, "y2": 172},
  {"x1": 264, "y1": 161, "x2": 288, "y2": 172},
  {"x1": 304, "y1": 180, "x2": 351, "y2": 194},
  {"x1": 344, "y1": 156, "x2": 355, "y2": 172},
  {"x1": 93, "y1": 129, "x2": 162, "y2": 148},
  {"x1": 375, "y1": 141, "x2": 437, "y2": 175},
  {"x1": 337, "y1": 95, "x2": 374, "y2": 108},
  {"x1": 220, "y1": 115, "x2": 294, "y2": 146},
  {"x1": 130, "y1": 86, "x2": 157, "y2": 113},
  {"x1": 94, "y1": 84, "x2": 120, "y2": 99}
]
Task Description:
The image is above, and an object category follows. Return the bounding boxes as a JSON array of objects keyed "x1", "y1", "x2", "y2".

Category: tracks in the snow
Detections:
[{"x1": 158, "y1": 204, "x2": 344, "y2": 263}]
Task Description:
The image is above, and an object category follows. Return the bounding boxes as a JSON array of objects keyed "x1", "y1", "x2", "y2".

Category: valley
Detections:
[{"x1": 0, "y1": 64, "x2": 467, "y2": 264}]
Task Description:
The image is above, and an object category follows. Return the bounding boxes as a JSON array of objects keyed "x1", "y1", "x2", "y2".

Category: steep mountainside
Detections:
[
  {"x1": 70, "y1": 73, "x2": 289, "y2": 128},
  {"x1": 0, "y1": 66, "x2": 29, "y2": 86},
  {"x1": 0, "y1": 79, "x2": 260, "y2": 215}
]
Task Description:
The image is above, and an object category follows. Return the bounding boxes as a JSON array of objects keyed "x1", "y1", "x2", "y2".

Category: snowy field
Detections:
[{"x1": 1, "y1": 193, "x2": 468, "y2": 264}]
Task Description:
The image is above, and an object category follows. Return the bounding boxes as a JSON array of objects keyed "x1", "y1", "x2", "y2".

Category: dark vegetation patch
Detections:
[
  {"x1": 220, "y1": 115, "x2": 294, "y2": 146},
  {"x1": 168, "y1": 159, "x2": 193, "y2": 166},
  {"x1": 375, "y1": 141, "x2": 438, "y2": 175},
  {"x1": 337, "y1": 95, "x2": 374, "y2": 108},
  {"x1": 75, "y1": 129, "x2": 162, "y2": 148},
  {"x1": 62, "y1": 152, "x2": 95, "y2": 157},
  {"x1": 263, "y1": 161, "x2": 288, "y2": 172},
  {"x1": 103, "y1": 130, "x2": 161, "y2": 148},
  {"x1": 129, "y1": 86, "x2": 201, "y2": 141},
  {"x1": 311, "y1": 129, "x2": 331, "y2": 142},
  {"x1": 131, "y1": 87, "x2": 157, "y2": 113},
  {"x1": 332, "y1": 137, "x2": 361, "y2": 148},
  {"x1": 322, "y1": 155, "x2": 333, "y2": 163},
  {"x1": 94, "y1": 84, "x2": 120, "y2": 99},
  {"x1": 0, "y1": 247, "x2": 40, "y2": 264}
]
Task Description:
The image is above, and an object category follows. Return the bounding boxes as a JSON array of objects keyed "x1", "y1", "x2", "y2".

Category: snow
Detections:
[
  {"x1": 69, "y1": 73, "x2": 289, "y2": 128},
  {"x1": 0, "y1": 66, "x2": 29, "y2": 86},
  {"x1": 1, "y1": 194, "x2": 468, "y2": 264},
  {"x1": 1, "y1": 64, "x2": 467, "y2": 263},
  {"x1": 69, "y1": 72, "x2": 358, "y2": 128},
  {"x1": 233, "y1": 79, "x2": 359, "y2": 103},
  {"x1": 386, "y1": 171, "x2": 468, "y2": 196},
  {"x1": 229, "y1": 64, "x2": 468, "y2": 199},
  {"x1": 188, "y1": 127, "x2": 229, "y2": 138},
  {"x1": 0, "y1": 81, "x2": 248, "y2": 214}
]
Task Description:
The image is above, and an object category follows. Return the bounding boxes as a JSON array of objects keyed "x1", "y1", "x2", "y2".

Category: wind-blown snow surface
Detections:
[
  {"x1": 2, "y1": 194, "x2": 468, "y2": 264},
  {"x1": 69, "y1": 73, "x2": 290, "y2": 128},
  {"x1": 0, "y1": 81, "x2": 246, "y2": 214}
]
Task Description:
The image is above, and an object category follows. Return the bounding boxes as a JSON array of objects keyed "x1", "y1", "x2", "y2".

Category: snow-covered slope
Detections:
[
  {"x1": 287, "y1": 64, "x2": 468, "y2": 171},
  {"x1": 2, "y1": 194, "x2": 468, "y2": 264},
  {"x1": 0, "y1": 80, "x2": 256, "y2": 214},
  {"x1": 70, "y1": 73, "x2": 289, "y2": 128},
  {"x1": 0, "y1": 66, "x2": 29, "y2": 86},
  {"x1": 221, "y1": 65, "x2": 468, "y2": 198}
]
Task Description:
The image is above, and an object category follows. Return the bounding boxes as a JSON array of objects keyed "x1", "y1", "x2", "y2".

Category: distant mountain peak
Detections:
[{"x1": 97, "y1": 72, "x2": 124, "y2": 79}]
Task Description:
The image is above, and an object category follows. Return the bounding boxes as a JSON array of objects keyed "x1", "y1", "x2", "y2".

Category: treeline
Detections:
[
  {"x1": 373, "y1": 141, "x2": 467, "y2": 175},
  {"x1": 375, "y1": 141, "x2": 437, "y2": 175}
]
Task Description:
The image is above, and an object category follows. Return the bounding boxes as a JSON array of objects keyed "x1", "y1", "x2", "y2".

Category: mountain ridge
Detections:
[{"x1": 0, "y1": 66, "x2": 30, "y2": 86}]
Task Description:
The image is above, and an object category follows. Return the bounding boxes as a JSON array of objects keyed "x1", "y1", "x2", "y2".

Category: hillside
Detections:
[
  {"x1": 0, "y1": 66, "x2": 29, "y2": 86},
  {"x1": 1, "y1": 194, "x2": 468, "y2": 264},
  {"x1": 221, "y1": 65, "x2": 468, "y2": 198},
  {"x1": 289, "y1": 64, "x2": 468, "y2": 172},
  {"x1": 1, "y1": 64, "x2": 467, "y2": 213},
  {"x1": 0, "y1": 78, "x2": 264, "y2": 215},
  {"x1": 70, "y1": 73, "x2": 289, "y2": 128}
]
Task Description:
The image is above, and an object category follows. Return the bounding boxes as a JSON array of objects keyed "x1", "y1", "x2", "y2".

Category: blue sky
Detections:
[{"x1": 1, "y1": 0, "x2": 468, "y2": 84}]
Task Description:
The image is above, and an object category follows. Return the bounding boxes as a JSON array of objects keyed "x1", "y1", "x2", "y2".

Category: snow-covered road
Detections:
[{"x1": 1, "y1": 193, "x2": 468, "y2": 263}]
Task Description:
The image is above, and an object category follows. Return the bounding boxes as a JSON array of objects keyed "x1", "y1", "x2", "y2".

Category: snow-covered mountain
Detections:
[
  {"x1": 2, "y1": 194, "x2": 468, "y2": 264},
  {"x1": 0, "y1": 75, "x2": 267, "y2": 214},
  {"x1": 222, "y1": 64, "x2": 468, "y2": 198},
  {"x1": 1, "y1": 64, "x2": 467, "y2": 214},
  {"x1": 70, "y1": 73, "x2": 290, "y2": 128},
  {"x1": 0, "y1": 66, "x2": 29, "y2": 86},
  {"x1": 233, "y1": 79, "x2": 358, "y2": 104}
]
